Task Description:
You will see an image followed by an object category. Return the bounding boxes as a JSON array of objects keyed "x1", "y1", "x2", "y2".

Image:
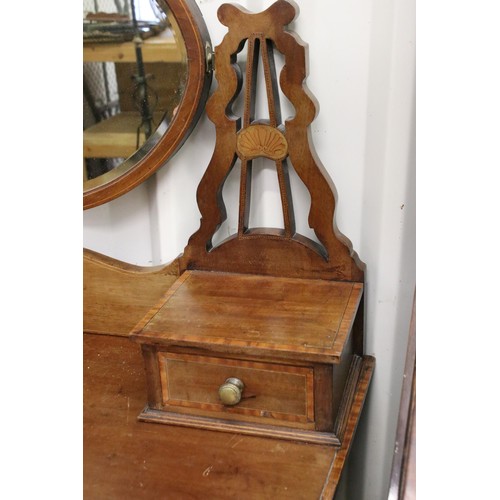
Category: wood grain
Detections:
[
  {"x1": 84, "y1": 2, "x2": 375, "y2": 497},
  {"x1": 138, "y1": 408, "x2": 339, "y2": 446},
  {"x1": 133, "y1": 270, "x2": 363, "y2": 363},
  {"x1": 84, "y1": 333, "x2": 374, "y2": 498},
  {"x1": 83, "y1": 248, "x2": 179, "y2": 336},
  {"x1": 84, "y1": 333, "x2": 337, "y2": 499},
  {"x1": 320, "y1": 356, "x2": 376, "y2": 498},
  {"x1": 179, "y1": 0, "x2": 364, "y2": 282},
  {"x1": 159, "y1": 352, "x2": 314, "y2": 424}
]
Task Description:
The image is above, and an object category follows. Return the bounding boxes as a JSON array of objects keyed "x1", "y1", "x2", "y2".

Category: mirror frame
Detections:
[{"x1": 83, "y1": 0, "x2": 212, "y2": 209}]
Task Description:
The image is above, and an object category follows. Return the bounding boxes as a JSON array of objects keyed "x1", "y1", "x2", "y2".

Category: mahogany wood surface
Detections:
[
  {"x1": 129, "y1": 268, "x2": 367, "y2": 446},
  {"x1": 84, "y1": 333, "x2": 336, "y2": 499},
  {"x1": 83, "y1": 2, "x2": 375, "y2": 497},
  {"x1": 84, "y1": 333, "x2": 374, "y2": 498},
  {"x1": 83, "y1": 248, "x2": 179, "y2": 336},
  {"x1": 178, "y1": 0, "x2": 364, "y2": 282},
  {"x1": 132, "y1": 270, "x2": 363, "y2": 363},
  {"x1": 158, "y1": 352, "x2": 314, "y2": 425},
  {"x1": 320, "y1": 356, "x2": 375, "y2": 498}
]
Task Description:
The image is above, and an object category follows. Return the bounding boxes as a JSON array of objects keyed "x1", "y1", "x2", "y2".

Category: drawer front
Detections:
[{"x1": 158, "y1": 352, "x2": 314, "y2": 425}]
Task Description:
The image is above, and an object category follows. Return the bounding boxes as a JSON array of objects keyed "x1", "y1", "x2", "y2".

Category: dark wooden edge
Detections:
[
  {"x1": 83, "y1": 247, "x2": 170, "y2": 274},
  {"x1": 131, "y1": 334, "x2": 346, "y2": 365},
  {"x1": 83, "y1": 0, "x2": 213, "y2": 209},
  {"x1": 333, "y1": 355, "x2": 363, "y2": 440},
  {"x1": 137, "y1": 407, "x2": 341, "y2": 446},
  {"x1": 388, "y1": 292, "x2": 416, "y2": 500},
  {"x1": 320, "y1": 355, "x2": 375, "y2": 499},
  {"x1": 141, "y1": 344, "x2": 164, "y2": 407},
  {"x1": 314, "y1": 364, "x2": 334, "y2": 432}
]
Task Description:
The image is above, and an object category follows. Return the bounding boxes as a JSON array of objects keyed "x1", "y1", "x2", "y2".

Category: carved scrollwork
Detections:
[{"x1": 181, "y1": 0, "x2": 365, "y2": 282}]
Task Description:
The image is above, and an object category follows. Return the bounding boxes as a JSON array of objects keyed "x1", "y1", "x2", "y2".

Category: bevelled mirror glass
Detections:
[{"x1": 83, "y1": 0, "x2": 212, "y2": 209}]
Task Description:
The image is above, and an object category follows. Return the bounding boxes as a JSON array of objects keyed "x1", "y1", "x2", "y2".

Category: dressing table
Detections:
[{"x1": 84, "y1": 1, "x2": 374, "y2": 497}]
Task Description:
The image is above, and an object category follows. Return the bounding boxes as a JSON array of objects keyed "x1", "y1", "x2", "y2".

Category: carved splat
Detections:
[
  {"x1": 181, "y1": 0, "x2": 364, "y2": 282},
  {"x1": 87, "y1": 4, "x2": 375, "y2": 497}
]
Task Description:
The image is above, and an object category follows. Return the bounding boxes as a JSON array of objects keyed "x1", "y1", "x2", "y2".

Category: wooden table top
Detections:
[{"x1": 84, "y1": 333, "x2": 339, "y2": 499}]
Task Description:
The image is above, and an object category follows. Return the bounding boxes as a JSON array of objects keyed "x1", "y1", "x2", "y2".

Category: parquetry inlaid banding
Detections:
[{"x1": 237, "y1": 124, "x2": 288, "y2": 160}]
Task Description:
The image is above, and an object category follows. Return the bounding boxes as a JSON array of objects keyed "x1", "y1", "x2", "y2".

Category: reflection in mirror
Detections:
[{"x1": 83, "y1": 0, "x2": 187, "y2": 183}]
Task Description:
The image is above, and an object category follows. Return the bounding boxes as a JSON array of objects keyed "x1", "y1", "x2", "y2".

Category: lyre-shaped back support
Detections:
[{"x1": 181, "y1": 0, "x2": 364, "y2": 282}]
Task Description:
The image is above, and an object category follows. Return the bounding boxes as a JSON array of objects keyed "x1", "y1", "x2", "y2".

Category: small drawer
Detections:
[{"x1": 157, "y1": 352, "x2": 315, "y2": 427}]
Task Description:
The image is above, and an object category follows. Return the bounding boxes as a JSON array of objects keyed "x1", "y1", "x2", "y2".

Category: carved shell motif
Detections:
[{"x1": 236, "y1": 125, "x2": 288, "y2": 161}]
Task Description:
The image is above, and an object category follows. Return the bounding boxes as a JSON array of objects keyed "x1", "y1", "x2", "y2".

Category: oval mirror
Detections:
[{"x1": 83, "y1": 0, "x2": 212, "y2": 209}]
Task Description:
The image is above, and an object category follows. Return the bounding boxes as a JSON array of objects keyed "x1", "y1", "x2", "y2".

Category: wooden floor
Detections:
[{"x1": 84, "y1": 333, "x2": 340, "y2": 499}]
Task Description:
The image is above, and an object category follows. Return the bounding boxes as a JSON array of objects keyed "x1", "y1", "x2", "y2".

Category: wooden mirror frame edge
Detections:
[{"x1": 83, "y1": 0, "x2": 213, "y2": 210}]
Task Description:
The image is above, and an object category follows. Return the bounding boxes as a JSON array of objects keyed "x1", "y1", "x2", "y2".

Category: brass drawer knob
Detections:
[{"x1": 218, "y1": 377, "x2": 245, "y2": 406}]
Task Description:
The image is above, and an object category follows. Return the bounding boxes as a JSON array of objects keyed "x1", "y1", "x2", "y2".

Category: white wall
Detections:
[{"x1": 83, "y1": 0, "x2": 415, "y2": 498}]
